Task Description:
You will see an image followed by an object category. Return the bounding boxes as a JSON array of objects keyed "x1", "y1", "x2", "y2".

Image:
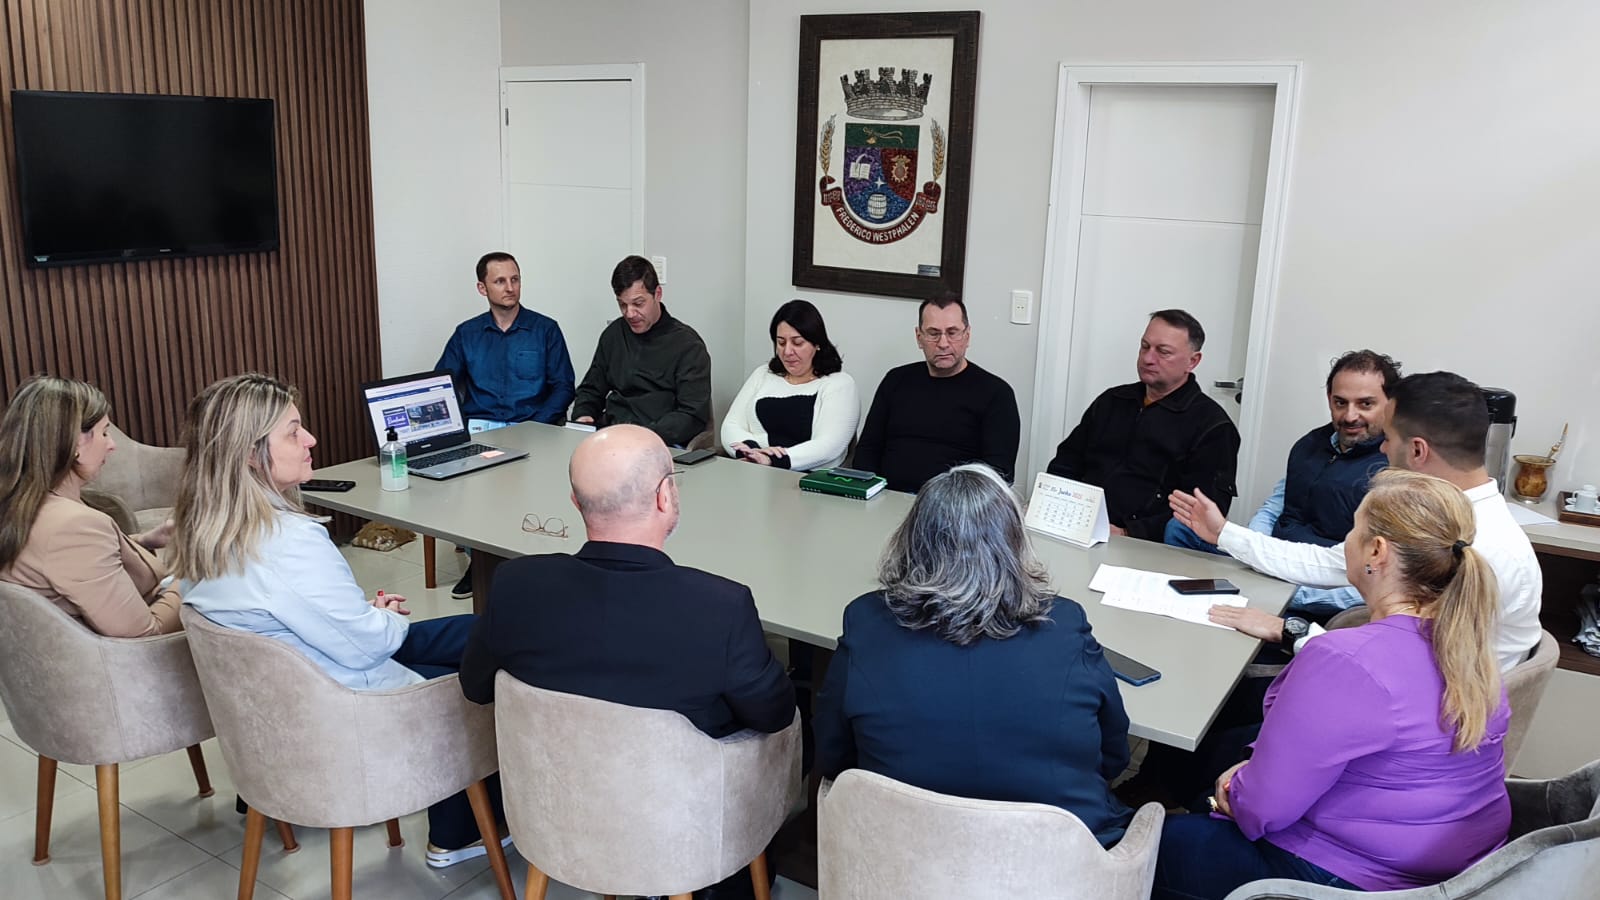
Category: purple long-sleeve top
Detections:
[{"x1": 1228, "y1": 615, "x2": 1511, "y2": 891}]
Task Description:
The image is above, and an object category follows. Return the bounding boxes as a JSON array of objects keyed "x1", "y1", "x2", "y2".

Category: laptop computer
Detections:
[{"x1": 359, "y1": 371, "x2": 529, "y2": 480}]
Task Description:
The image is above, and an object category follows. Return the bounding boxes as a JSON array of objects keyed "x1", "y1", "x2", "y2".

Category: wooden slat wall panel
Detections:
[{"x1": 0, "y1": 0, "x2": 381, "y2": 473}]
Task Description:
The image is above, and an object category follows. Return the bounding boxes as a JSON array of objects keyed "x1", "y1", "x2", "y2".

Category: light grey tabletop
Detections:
[{"x1": 309, "y1": 422, "x2": 1295, "y2": 750}]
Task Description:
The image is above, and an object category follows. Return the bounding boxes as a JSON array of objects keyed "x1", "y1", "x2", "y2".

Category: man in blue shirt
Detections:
[
  {"x1": 436, "y1": 252, "x2": 576, "y2": 432},
  {"x1": 436, "y1": 252, "x2": 576, "y2": 597}
]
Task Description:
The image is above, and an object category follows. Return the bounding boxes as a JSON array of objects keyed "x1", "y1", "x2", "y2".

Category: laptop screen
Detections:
[{"x1": 361, "y1": 372, "x2": 467, "y2": 454}]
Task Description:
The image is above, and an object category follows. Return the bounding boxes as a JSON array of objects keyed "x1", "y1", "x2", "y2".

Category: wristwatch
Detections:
[{"x1": 1281, "y1": 616, "x2": 1311, "y2": 654}]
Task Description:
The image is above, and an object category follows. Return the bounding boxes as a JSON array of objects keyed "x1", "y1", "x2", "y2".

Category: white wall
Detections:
[
  {"x1": 365, "y1": 0, "x2": 504, "y2": 377},
  {"x1": 499, "y1": 0, "x2": 752, "y2": 418},
  {"x1": 746, "y1": 0, "x2": 1600, "y2": 498},
  {"x1": 367, "y1": 0, "x2": 1600, "y2": 498}
]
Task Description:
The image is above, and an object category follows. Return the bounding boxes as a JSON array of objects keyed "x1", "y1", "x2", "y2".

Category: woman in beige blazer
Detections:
[{"x1": 0, "y1": 376, "x2": 180, "y2": 637}]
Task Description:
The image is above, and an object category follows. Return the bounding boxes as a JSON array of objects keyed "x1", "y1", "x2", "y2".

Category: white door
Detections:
[
  {"x1": 1032, "y1": 66, "x2": 1300, "y2": 518},
  {"x1": 501, "y1": 66, "x2": 644, "y2": 380}
]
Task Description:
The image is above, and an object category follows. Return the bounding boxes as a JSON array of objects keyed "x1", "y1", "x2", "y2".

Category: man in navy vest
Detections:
[{"x1": 1165, "y1": 349, "x2": 1400, "y2": 620}]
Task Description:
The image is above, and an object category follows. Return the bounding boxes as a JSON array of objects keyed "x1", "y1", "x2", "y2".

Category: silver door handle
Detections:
[{"x1": 1213, "y1": 376, "x2": 1245, "y2": 390}]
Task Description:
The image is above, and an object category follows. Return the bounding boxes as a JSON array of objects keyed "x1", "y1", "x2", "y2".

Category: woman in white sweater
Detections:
[{"x1": 722, "y1": 299, "x2": 859, "y2": 471}]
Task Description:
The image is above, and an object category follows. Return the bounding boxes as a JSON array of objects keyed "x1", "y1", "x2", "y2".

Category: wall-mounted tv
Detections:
[{"x1": 10, "y1": 90, "x2": 279, "y2": 267}]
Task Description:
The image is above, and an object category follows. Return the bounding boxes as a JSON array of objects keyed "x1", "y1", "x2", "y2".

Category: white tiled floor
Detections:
[{"x1": 0, "y1": 537, "x2": 816, "y2": 900}]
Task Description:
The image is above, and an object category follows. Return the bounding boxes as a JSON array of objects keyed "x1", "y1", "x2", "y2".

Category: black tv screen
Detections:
[{"x1": 10, "y1": 90, "x2": 279, "y2": 267}]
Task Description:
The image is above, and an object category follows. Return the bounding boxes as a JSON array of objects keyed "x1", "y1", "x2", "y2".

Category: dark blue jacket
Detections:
[
  {"x1": 1275, "y1": 425, "x2": 1388, "y2": 547},
  {"x1": 814, "y1": 591, "x2": 1134, "y2": 847}
]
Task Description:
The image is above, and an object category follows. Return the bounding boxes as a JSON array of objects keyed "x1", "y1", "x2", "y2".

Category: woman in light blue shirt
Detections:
[{"x1": 171, "y1": 373, "x2": 501, "y2": 868}]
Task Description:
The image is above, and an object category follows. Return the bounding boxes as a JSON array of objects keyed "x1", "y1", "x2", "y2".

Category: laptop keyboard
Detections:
[{"x1": 416, "y1": 443, "x2": 497, "y2": 466}]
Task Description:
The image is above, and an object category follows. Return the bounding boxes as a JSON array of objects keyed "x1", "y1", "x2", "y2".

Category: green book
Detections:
[{"x1": 799, "y1": 468, "x2": 888, "y2": 500}]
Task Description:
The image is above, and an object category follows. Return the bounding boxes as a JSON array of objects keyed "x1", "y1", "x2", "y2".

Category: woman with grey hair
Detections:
[{"x1": 814, "y1": 463, "x2": 1134, "y2": 846}]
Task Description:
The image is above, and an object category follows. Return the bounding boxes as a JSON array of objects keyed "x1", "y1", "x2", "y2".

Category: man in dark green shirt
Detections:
[{"x1": 571, "y1": 256, "x2": 713, "y2": 447}]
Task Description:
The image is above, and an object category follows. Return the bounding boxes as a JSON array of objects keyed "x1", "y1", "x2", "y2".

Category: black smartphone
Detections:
[
  {"x1": 673, "y1": 448, "x2": 717, "y2": 465},
  {"x1": 1103, "y1": 647, "x2": 1161, "y2": 686},
  {"x1": 829, "y1": 466, "x2": 877, "y2": 481},
  {"x1": 1169, "y1": 578, "x2": 1241, "y2": 595},
  {"x1": 301, "y1": 479, "x2": 356, "y2": 492}
]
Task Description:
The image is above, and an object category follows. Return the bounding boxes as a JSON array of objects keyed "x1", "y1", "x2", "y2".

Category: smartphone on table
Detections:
[
  {"x1": 1168, "y1": 578, "x2": 1240, "y2": 595},
  {"x1": 1103, "y1": 647, "x2": 1161, "y2": 686}
]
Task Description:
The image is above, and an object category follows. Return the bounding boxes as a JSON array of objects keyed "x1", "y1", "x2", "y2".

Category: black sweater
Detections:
[{"x1": 853, "y1": 361, "x2": 1019, "y2": 493}]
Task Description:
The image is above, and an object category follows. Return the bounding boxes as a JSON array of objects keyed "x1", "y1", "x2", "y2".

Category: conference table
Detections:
[{"x1": 308, "y1": 422, "x2": 1295, "y2": 751}]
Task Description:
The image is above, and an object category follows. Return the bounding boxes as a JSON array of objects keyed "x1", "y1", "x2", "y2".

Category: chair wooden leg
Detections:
[
  {"x1": 275, "y1": 819, "x2": 299, "y2": 853},
  {"x1": 185, "y1": 744, "x2": 215, "y2": 798},
  {"x1": 330, "y1": 827, "x2": 354, "y2": 900},
  {"x1": 33, "y1": 755, "x2": 58, "y2": 864},
  {"x1": 385, "y1": 817, "x2": 403, "y2": 848},
  {"x1": 239, "y1": 807, "x2": 267, "y2": 900},
  {"x1": 750, "y1": 851, "x2": 772, "y2": 900},
  {"x1": 424, "y1": 534, "x2": 437, "y2": 588},
  {"x1": 467, "y1": 780, "x2": 514, "y2": 900},
  {"x1": 668, "y1": 895, "x2": 693, "y2": 900},
  {"x1": 95, "y1": 764, "x2": 121, "y2": 900},
  {"x1": 524, "y1": 861, "x2": 550, "y2": 900}
]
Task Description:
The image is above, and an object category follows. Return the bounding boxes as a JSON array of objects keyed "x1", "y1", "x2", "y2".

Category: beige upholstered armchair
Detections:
[
  {"x1": 1504, "y1": 630, "x2": 1559, "y2": 772},
  {"x1": 818, "y1": 768, "x2": 1166, "y2": 900},
  {"x1": 83, "y1": 424, "x2": 184, "y2": 535},
  {"x1": 492, "y1": 675, "x2": 802, "y2": 900},
  {"x1": 1224, "y1": 758, "x2": 1600, "y2": 899},
  {"x1": 179, "y1": 607, "x2": 514, "y2": 900},
  {"x1": 0, "y1": 583, "x2": 217, "y2": 900}
]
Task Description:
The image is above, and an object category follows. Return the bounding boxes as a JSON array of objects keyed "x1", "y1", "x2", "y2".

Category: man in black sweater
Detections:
[
  {"x1": 1046, "y1": 309, "x2": 1239, "y2": 542},
  {"x1": 571, "y1": 255, "x2": 713, "y2": 447},
  {"x1": 458, "y1": 424, "x2": 794, "y2": 736},
  {"x1": 853, "y1": 297, "x2": 1020, "y2": 493}
]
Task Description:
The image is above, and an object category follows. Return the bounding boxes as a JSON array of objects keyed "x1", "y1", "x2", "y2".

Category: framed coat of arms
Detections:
[{"x1": 791, "y1": 11, "x2": 980, "y2": 300}]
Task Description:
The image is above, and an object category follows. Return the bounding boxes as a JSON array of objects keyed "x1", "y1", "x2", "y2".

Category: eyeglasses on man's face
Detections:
[
  {"x1": 521, "y1": 513, "x2": 568, "y2": 539},
  {"x1": 656, "y1": 467, "x2": 686, "y2": 494},
  {"x1": 919, "y1": 326, "x2": 969, "y2": 344}
]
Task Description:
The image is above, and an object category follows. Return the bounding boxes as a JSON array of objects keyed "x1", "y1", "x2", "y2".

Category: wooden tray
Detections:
[{"x1": 1556, "y1": 491, "x2": 1600, "y2": 527}]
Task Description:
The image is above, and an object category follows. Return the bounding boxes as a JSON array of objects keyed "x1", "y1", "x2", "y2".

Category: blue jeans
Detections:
[
  {"x1": 1164, "y1": 519, "x2": 1228, "y2": 555},
  {"x1": 1153, "y1": 814, "x2": 1359, "y2": 900},
  {"x1": 391, "y1": 614, "x2": 505, "y2": 849}
]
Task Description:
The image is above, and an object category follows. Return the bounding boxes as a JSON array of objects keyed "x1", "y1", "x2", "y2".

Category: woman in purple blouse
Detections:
[{"x1": 1154, "y1": 470, "x2": 1511, "y2": 898}]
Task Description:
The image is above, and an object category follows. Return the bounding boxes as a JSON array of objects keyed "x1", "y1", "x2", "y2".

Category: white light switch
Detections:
[
  {"x1": 1010, "y1": 290, "x2": 1033, "y2": 325},
  {"x1": 650, "y1": 255, "x2": 668, "y2": 284}
]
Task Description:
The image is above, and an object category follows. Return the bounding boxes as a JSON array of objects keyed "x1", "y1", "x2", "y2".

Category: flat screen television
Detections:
[{"x1": 10, "y1": 90, "x2": 279, "y2": 267}]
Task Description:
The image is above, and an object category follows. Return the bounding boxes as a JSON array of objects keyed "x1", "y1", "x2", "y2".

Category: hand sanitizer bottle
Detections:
[{"x1": 379, "y1": 428, "x2": 409, "y2": 492}]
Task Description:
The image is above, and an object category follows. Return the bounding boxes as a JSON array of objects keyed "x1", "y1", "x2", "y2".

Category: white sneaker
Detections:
[{"x1": 425, "y1": 833, "x2": 513, "y2": 869}]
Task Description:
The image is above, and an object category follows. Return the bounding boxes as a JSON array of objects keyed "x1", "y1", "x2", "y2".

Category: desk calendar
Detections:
[{"x1": 1024, "y1": 472, "x2": 1110, "y2": 548}]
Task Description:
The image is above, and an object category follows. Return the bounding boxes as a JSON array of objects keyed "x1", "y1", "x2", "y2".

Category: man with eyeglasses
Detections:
[
  {"x1": 854, "y1": 297, "x2": 1021, "y2": 493},
  {"x1": 1046, "y1": 309, "x2": 1240, "y2": 542},
  {"x1": 458, "y1": 422, "x2": 793, "y2": 734}
]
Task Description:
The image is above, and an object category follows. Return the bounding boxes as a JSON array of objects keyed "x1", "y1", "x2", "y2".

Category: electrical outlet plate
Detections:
[
  {"x1": 1010, "y1": 290, "x2": 1033, "y2": 325},
  {"x1": 650, "y1": 255, "x2": 667, "y2": 284}
]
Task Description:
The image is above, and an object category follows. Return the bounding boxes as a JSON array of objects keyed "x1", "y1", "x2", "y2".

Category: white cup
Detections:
[{"x1": 1571, "y1": 485, "x2": 1600, "y2": 513}]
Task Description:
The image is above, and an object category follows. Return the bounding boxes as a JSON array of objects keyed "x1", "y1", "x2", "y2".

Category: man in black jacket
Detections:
[
  {"x1": 458, "y1": 424, "x2": 794, "y2": 737},
  {"x1": 1046, "y1": 309, "x2": 1239, "y2": 541},
  {"x1": 571, "y1": 255, "x2": 713, "y2": 447}
]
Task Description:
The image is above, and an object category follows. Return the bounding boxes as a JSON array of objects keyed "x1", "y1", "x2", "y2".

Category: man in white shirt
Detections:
[{"x1": 1170, "y1": 371, "x2": 1542, "y2": 673}]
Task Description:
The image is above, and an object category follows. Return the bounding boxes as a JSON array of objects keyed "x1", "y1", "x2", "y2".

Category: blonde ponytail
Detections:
[
  {"x1": 1432, "y1": 545, "x2": 1500, "y2": 751},
  {"x1": 1359, "y1": 470, "x2": 1501, "y2": 752}
]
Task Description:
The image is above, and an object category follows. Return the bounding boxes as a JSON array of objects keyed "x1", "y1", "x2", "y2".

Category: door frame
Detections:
[
  {"x1": 498, "y1": 64, "x2": 647, "y2": 252},
  {"x1": 1028, "y1": 63, "x2": 1301, "y2": 516}
]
